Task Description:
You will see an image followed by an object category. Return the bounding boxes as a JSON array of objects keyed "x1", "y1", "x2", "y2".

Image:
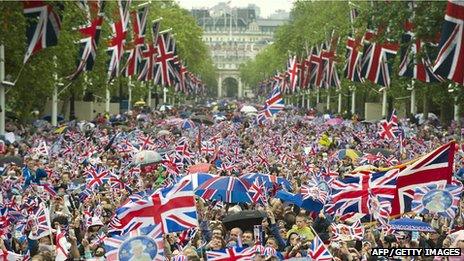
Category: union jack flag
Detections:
[
  {"x1": 411, "y1": 184, "x2": 462, "y2": 219},
  {"x1": 104, "y1": 224, "x2": 164, "y2": 260},
  {"x1": 391, "y1": 141, "x2": 455, "y2": 216},
  {"x1": 260, "y1": 86, "x2": 285, "y2": 119},
  {"x1": 345, "y1": 34, "x2": 364, "y2": 82},
  {"x1": 327, "y1": 169, "x2": 399, "y2": 216},
  {"x1": 321, "y1": 31, "x2": 341, "y2": 88},
  {"x1": 30, "y1": 203, "x2": 51, "y2": 240},
  {"x1": 23, "y1": 1, "x2": 62, "y2": 64},
  {"x1": 249, "y1": 178, "x2": 267, "y2": 205},
  {"x1": 313, "y1": 44, "x2": 326, "y2": 88},
  {"x1": 85, "y1": 165, "x2": 111, "y2": 190},
  {"x1": 359, "y1": 152, "x2": 383, "y2": 165},
  {"x1": 112, "y1": 180, "x2": 198, "y2": 234},
  {"x1": 154, "y1": 32, "x2": 175, "y2": 86},
  {"x1": 206, "y1": 247, "x2": 254, "y2": 261},
  {"x1": 360, "y1": 29, "x2": 399, "y2": 87},
  {"x1": 309, "y1": 233, "x2": 332, "y2": 261},
  {"x1": 308, "y1": 46, "x2": 321, "y2": 87},
  {"x1": 123, "y1": 4, "x2": 149, "y2": 78},
  {"x1": 107, "y1": 18, "x2": 126, "y2": 81},
  {"x1": 137, "y1": 19, "x2": 159, "y2": 81},
  {"x1": 287, "y1": 55, "x2": 299, "y2": 92},
  {"x1": 399, "y1": 21, "x2": 443, "y2": 83},
  {"x1": 433, "y1": 1, "x2": 464, "y2": 85},
  {"x1": 379, "y1": 109, "x2": 399, "y2": 139},
  {"x1": 67, "y1": 2, "x2": 104, "y2": 80}
]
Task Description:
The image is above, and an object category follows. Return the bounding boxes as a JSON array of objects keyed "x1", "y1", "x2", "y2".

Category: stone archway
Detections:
[{"x1": 217, "y1": 71, "x2": 243, "y2": 98}]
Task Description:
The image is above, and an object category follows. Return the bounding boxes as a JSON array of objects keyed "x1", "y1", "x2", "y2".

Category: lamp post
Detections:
[
  {"x1": 449, "y1": 83, "x2": 460, "y2": 123},
  {"x1": 337, "y1": 88, "x2": 342, "y2": 114},
  {"x1": 407, "y1": 79, "x2": 416, "y2": 115},
  {"x1": 349, "y1": 85, "x2": 356, "y2": 114},
  {"x1": 381, "y1": 87, "x2": 387, "y2": 118}
]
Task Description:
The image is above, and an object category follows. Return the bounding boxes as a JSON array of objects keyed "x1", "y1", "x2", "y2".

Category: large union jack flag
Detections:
[
  {"x1": 287, "y1": 55, "x2": 299, "y2": 92},
  {"x1": 112, "y1": 180, "x2": 198, "y2": 234},
  {"x1": 138, "y1": 19, "x2": 161, "y2": 82},
  {"x1": 23, "y1": 1, "x2": 63, "y2": 64},
  {"x1": 107, "y1": 0, "x2": 131, "y2": 82},
  {"x1": 104, "y1": 224, "x2": 164, "y2": 260},
  {"x1": 261, "y1": 85, "x2": 285, "y2": 119},
  {"x1": 433, "y1": 1, "x2": 464, "y2": 85},
  {"x1": 391, "y1": 141, "x2": 455, "y2": 216},
  {"x1": 399, "y1": 21, "x2": 443, "y2": 83},
  {"x1": 327, "y1": 169, "x2": 399, "y2": 216},
  {"x1": 345, "y1": 35, "x2": 364, "y2": 82},
  {"x1": 206, "y1": 247, "x2": 254, "y2": 261}
]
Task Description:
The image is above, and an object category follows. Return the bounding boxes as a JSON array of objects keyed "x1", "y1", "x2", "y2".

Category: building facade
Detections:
[{"x1": 190, "y1": 4, "x2": 288, "y2": 98}]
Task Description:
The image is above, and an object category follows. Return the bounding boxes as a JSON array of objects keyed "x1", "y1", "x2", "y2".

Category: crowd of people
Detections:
[{"x1": 0, "y1": 101, "x2": 464, "y2": 261}]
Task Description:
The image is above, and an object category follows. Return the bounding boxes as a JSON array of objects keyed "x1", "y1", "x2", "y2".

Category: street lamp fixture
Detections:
[{"x1": 1, "y1": 81, "x2": 14, "y2": 87}]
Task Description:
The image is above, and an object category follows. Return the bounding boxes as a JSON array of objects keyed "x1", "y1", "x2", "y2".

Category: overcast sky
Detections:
[{"x1": 176, "y1": 0, "x2": 294, "y2": 18}]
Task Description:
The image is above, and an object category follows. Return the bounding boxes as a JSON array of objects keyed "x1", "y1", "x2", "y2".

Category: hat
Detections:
[{"x1": 89, "y1": 216, "x2": 104, "y2": 227}]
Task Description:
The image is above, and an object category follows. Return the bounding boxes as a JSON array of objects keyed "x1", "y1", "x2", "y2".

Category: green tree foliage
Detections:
[
  {"x1": 0, "y1": 0, "x2": 215, "y2": 121},
  {"x1": 242, "y1": 0, "x2": 458, "y2": 122}
]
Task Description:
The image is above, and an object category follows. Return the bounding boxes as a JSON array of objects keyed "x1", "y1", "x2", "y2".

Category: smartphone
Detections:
[
  {"x1": 254, "y1": 225, "x2": 263, "y2": 244},
  {"x1": 411, "y1": 231, "x2": 419, "y2": 242}
]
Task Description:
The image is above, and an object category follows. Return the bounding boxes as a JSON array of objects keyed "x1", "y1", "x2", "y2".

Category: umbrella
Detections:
[
  {"x1": 240, "y1": 105, "x2": 258, "y2": 113},
  {"x1": 274, "y1": 190, "x2": 323, "y2": 212},
  {"x1": 240, "y1": 173, "x2": 292, "y2": 191},
  {"x1": 159, "y1": 105, "x2": 173, "y2": 111},
  {"x1": 177, "y1": 173, "x2": 217, "y2": 190},
  {"x1": 134, "y1": 100, "x2": 146, "y2": 106},
  {"x1": 326, "y1": 118, "x2": 343, "y2": 126},
  {"x1": 389, "y1": 218, "x2": 435, "y2": 232},
  {"x1": 196, "y1": 176, "x2": 252, "y2": 203},
  {"x1": 188, "y1": 163, "x2": 212, "y2": 174},
  {"x1": 157, "y1": 130, "x2": 171, "y2": 136},
  {"x1": 0, "y1": 156, "x2": 23, "y2": 167},
  {"x1": 222, "y1": 210, "x2": 267, "y2": 231},
  {"x1": 42, "y1": 115, "x2": 64, "y2": 122},
  {"x1": 367, "y1": 148, "x2": 393, "y2": 157},
  {"x1": 191, "y1": 115, "x2": 213, "y2": 125},
  {"x1": 181, "y1": 119, "x2": 196, "y2": 129},
  {"x1": 335, "y1": 149, "x2": 361, "y2": 160},
  {"x1": 133, "y1": 150, "x2": 162, "y2": 165}
]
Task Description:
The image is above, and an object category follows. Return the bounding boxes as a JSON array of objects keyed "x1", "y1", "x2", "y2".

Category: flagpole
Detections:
[
  {"x1": 307, "y1": 90, "x2": 311, "y2": 109},
  {"x1": 337, "y1": 89, "x2": 342, "y2": 114},
  {"x1": 326, "y1": 89, "x2": 330, "y2": 112},
  {"x1": 147, "y1": 82, "x2": 152, "y2": 108},
  {"x1": 350, "y1": 85, "x2": 356, "y2": 115},
  {"x1": 128, "y1": 77, "x2": 132, "y2": 111},
  {"x1": 106, "y1": 84, "x2": 111, "y2": 113},
  {"x1": 0, "y1": 45, "x2": 6, "y2": 136},
  {"x1": 381, "y1": 87, "x2": 387, "y2": 118},
  {"x1": 409, "y1": 79, "x2": 416, "y2": 115},
  {"x1": 52, "y1": 56, "x2": 59, "y2": 127}
]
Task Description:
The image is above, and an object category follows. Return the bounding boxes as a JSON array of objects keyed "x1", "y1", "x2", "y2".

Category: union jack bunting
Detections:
[
  {"x1": 138, "y1": 19, "x2": 161, "y2": 81},
  {"x1": 433, "y1": 1, "x2": 464, "y2": 85},
  {"x1": 85, "y1": 165, "x2": 111, "y2": 190},
  {"x1": 104, "y1": 224, "x2": 164, "y2": 260},
  {"x1": 321, "y1": 32, "x2": 341, "y2": 88},
  {"x1": 23, "y1": 1, "x2": 63, "y2": 64},
  {"x1": 67, "y1": 2, "x2": 104, "y2": 80},
  {"x1": 112, "y1": 180, "x2": 198, "y2": 234},
  {"x1": 411, "y1": 184, "x2": 462, "y2": 219},
  {"x1": 154, "y1": 32, "x2": 175, "y2": 86},
  {"x1": 308, "y1": 46, "x2": 321, "y2": 87},
  {"x1": 399, "y1": 21, "x2": 443, "y2": 83},
  {"x1": 206, "y1": 247, "x2": 254, "y2": 261},
  {"x1": 330, "y1": 220, "x2": 364, "y2": 241},
  {"x1": 391, "y1": 141, "x2": 455, "y2": 216},
  {"x1": 309, "y1": 233, "x2": 333, "y2": 261},
  {"x1": 360, "y1": 29, "x2": 399, "y2": 87},
  {"x1": 313, "y1": 44, "x2": 326, "y2": 88},
  {"x1": 287, "y1": 55, "x2": 299, "y2": 92},
  {"x1": 123, "y1": 4, "x2": 149, "y2": 77},
  {"x1": 327, "y1": 169, "x2": 399, "y2": 216},
  {"x1": 298, "y1": 56, "x2": 308, "y2": 90}
]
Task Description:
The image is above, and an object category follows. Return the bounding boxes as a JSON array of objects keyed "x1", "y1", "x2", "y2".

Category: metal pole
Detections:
[
  {"x1": 0, "y1": 45, "x2": 5, "y2": 136},
  {"x1": 382, "y1": 88, "x2": 388, "y2": 118},
  {"x1": 52, "y1": 85, "x2": 58, "y2": 126},
  {"x1": 316, "y1": 89, "x2": 320, "y2": 104},
  {"x1": 326, "y1": 90, "x2": 330, "y2": 112},
  {"x1": 455, "y1": 95, "x2": 460, "y2": 123},
  {"x1": 105, "y1": 86, "x2": 110, "y2": 113},
  {"x1": 351, "y1": 87, "x2": 356, "y2": 114},
  {"x1": 338, "y1": 90, "x2": 342, "y2": 114},
  {"x1": 301, "y1": 93, "x2": 305, "y2": 108},
  {"x1": 307, "y1": 90, "x2": 311, "y2": 109},
  {"x1": 52, "y1": 56, "x2": 58, "y2": 127},
  {"x1": 163, "y1": 87, "x2": 167, "y2": 104},
  {"x1": 147, "y1": 83, "x2": 152, "y2": 108},
  {"x1": 128, "y1": 77, "x2": 132, "y2": 111},
  {"x1": 410, "y1": 80, "x2": 416, "y2": 115}
]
